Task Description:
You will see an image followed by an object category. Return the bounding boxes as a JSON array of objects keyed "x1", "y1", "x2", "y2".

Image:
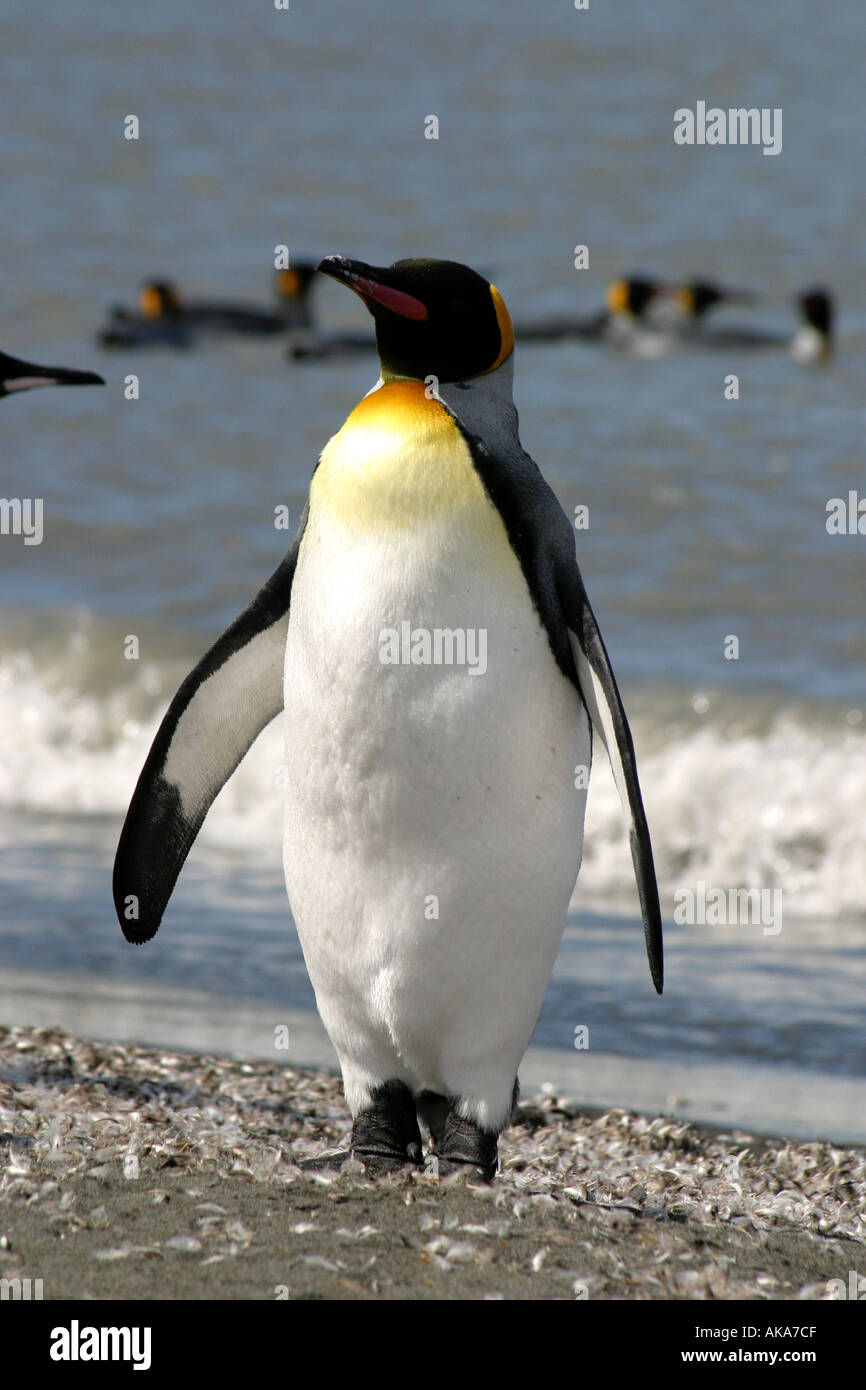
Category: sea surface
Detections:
[{"x1": 1, "y1": 0, "x2": 864, "y2": 1142}]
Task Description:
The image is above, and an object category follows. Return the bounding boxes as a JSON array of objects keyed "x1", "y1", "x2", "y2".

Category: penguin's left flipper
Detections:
[
  {"x1": 113, "y1": 516, "x2": 306, "y2": 945},
  {"x1": 564, "y1": 573, "x2": 664, "y2": 994}
]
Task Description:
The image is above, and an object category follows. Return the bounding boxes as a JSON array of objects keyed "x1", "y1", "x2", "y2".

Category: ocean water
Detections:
[{"x1": 1, "y1": 0, "x2": 864, "y2": 1141}]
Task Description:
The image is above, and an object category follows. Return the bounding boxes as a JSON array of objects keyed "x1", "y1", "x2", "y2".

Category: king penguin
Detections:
[{"x1": 113, "y1": 256, "x2": 663, "y2": 1181}]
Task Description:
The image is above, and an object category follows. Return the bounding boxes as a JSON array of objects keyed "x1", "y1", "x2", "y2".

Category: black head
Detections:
[
  {"x1": 139, "y1": 282, "x2": 183, "y2": 319},
  {"x1": 275, "y1": 262, "x2": 319, "y2": 302},
  {"x1": 316, "y1": 256, "x2": 514, "y2": 382},
  {"x1": 798, "y1": 288, "x2": 833, "y2": 337},
  {"x1": 677, "y1": 281, "x2": 757, "y2": 318},
  {"x1": 0, "y1": 350, "x2": 104, "y2": 401},
  {"x1": 605, "y1": 277, "x2": 664, "y2": 319},
  {"x1": 678, "y1": 282, "x2": 723, "y2": 317}
]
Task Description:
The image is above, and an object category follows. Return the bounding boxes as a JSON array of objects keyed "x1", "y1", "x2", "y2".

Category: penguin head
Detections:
[
  {"x1": 676, "y1": 282, "x2": 723, "y2": 318},
  {"x1": 139, "y1": 282, "x2": 183, "y2": 319},
  {"x1": 798, "y1": 288, "x2": 833, "y2": 340},
  {"x1": 275, "y1": 262, "x2": 318, "y2": 303},
  {"x1": 604, "y1": 277, "x2": 663, "y2": 319},
  {"x1": 676, "y1": 281, "x2": 757, "y2": 319},
  {"x1": 793, "y1": 287, "x2": 834, "y2": 363},
  {"x1": 316, "y1": 255, "x2": 514, "y2": 383}
]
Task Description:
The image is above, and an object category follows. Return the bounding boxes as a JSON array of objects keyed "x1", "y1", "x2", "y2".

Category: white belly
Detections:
[
  {"x1": 282, "y1": 513, "x2": 589, "y2": 1130},
  {"x1": 281, "y1": 382, "x2": 589, "y2": 1131}
]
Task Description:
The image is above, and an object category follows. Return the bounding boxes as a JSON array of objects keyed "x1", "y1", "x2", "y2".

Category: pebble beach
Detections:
[{"x1": 1, "y1": 1025, "x2": 863, "y2": 1301}]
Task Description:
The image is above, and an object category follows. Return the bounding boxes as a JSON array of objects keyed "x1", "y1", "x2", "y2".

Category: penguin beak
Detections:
[
  {"x1": 2, "y1": 356, "x2": 105, "y2": 393},
  {"x1": 317, "y1": 256, "x2": 429, "y2": 321}
]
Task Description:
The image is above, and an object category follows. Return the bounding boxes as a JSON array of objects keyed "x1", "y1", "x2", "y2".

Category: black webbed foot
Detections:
[
  {"x1": 351, "y1": 1080, "x2": 423, "y2": 1174},
  {"x1": 431, "y1": 1108, "x2": 499, "y2": 1182}
]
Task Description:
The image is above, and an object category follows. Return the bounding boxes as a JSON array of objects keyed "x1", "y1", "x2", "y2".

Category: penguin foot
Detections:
[
  {"x1": 432, "y1": 1110, "x2": 499, "y2": 1183},
  {"x1": 351, "y1": 1080, "x2": 423, "y2": 1175}
]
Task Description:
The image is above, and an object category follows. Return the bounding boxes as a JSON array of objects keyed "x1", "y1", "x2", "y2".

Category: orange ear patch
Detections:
[
  {"x1": 139, "y1": 285, "x2": 165, "y2": 319},
  {"x1": 488, "y1": 285, "x2": 514, "y2": 370},
  {"x1": 279, "y1": 268, "x2": 301, "y2": 297},
  {"x1": 605, "y1": 279, "x2": 630, "y2": 315}
]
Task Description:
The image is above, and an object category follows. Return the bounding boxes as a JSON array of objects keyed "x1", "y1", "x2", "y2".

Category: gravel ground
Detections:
[{"x1": 1, "y1": 1025, "x2": 863, "y2": 1301}]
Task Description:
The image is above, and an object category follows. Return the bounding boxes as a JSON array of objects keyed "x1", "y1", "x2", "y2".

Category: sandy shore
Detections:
[{"x1": 1, "y1": 1025, "x2": 863, "y2": 1301}]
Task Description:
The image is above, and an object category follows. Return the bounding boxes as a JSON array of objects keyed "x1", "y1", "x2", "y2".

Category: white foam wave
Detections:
[
  {"x1": 580, "y1": 707, "x2": 865, "y2": 922},
  {"x1": 1, "y1": 641, "x2": 863, "y2": 921},
  {"x1": 0, "y1": 641, "x2": 285, "y2": 858}
]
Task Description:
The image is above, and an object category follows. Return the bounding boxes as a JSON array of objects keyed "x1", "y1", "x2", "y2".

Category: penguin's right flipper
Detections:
[
  {"x1": 564, "y1": 581, "x2": 664, "y2": 995},
  {"x1": 113, "y1": 517, "x2": 306, "y2": 944}
]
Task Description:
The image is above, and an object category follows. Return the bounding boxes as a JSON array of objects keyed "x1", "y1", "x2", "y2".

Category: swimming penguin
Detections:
[
  {"x1": 790, "y1": 289, "x2": 834, "y2": 364},
  {"x1": 98, "y1": 265, "x2": 320, "y2": 347},
  {"x1": 113, "y1": 256, "x2": 663, "y2": 1180},
  {"x1": 514, "y1": 275, "x2": 670, "y2": 353},
  {"x1": 511, "y1": 276, "x2": 665, "y2": 349},
  {"x1": 98, "y1": 282, "x2": 191, "y2": 348},
  {"x1": 668, "y1": 283, "x2": 834, "y2": 362},
  {"x1": 0, "y1": 350, "x2": 103, "y2": 400}
]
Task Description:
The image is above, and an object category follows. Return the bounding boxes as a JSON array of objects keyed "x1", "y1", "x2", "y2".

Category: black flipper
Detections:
[
  {"x1": 563, "y1": 577, "x2": 664, "y2": 994},
  {"x1": 113, "y1": 518, "x2": 306, "y2": 944}
]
